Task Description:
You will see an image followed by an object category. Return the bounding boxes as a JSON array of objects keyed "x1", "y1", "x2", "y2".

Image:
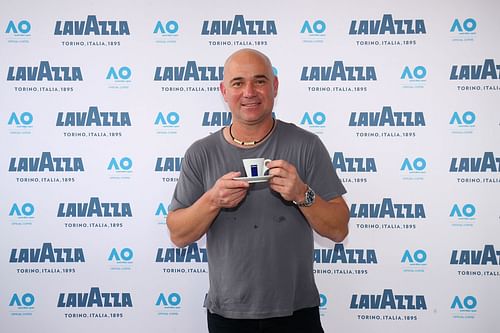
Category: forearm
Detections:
[
  {"x1": 300, "y1": 196, "x2": 350, "y2": 242},
  {"x1": 166, "y1": 192, "x2": 220, "y2": 248}
]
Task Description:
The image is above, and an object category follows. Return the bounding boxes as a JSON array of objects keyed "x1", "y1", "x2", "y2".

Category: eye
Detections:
[{"x1": 232, "y1": 81, "x2": 242, "y2": 88}]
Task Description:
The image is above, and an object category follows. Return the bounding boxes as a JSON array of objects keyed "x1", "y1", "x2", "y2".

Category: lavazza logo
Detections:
[
  {"x1": 156, "y1": 242, "x2": 208, "y2": 275},
  {"x1": 8, "y1": 151, "x2": 83, "y2": 184},
  {"x1": 155, "y1": 156, "x2": 183, "y2": 183},
  {"x1": 449, "y1": 151, "x2": 500, "y2": 184},
  {"x1": 7, "y1": 60, "x2": 82, "y2": 93},
  {"x1": 350, "y1": 289, "x2": 426, "y2": 322},
  {"x1": 350, "y1": 197, "x2": 426, "y2": 231},
  {"x1": 154, "y1": 60, "x2": 223, "y2": 93},
  {"x1": 451, "y1": 58, "x2": 500, "y2": 92},
  {"x1": 313, "y1": 243, "x2": 377, "y2": 276},
  {"x1": 349, "y1": 13, "x2": 426, "y2": 47},
  {"x1": 57, "y1": 287, "x2": 131, "y2": 319},
  {"x1": 9, "y1": 242, "x2": 83, "y2": 275},
  {"x1": 57, "y1": 196, "x2": 132, "y2": 230},
  {"x1": 54, "y1": 15, "x2": 130, "y2": 48},
  {"x1": 200, "y1": 14, "x2": 276, "y2": 47},
  {"x1": 300, "y1": 59, "x2": 375, "y2": 94},
  {"x1": 349, "y1": 105, "x2": 426, "y2": 139},
  {"x1": 332, "y1": 151, "x2": 376, "y2": 185},
  {"x1": 56, "y1": 106, "x2": 131, "y2": 139},
  {"x1": 450, "y1": 244, "x2": 500, "y2": 278}
]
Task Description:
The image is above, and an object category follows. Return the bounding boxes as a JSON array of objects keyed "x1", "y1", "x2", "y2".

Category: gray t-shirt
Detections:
[{"x1": 169, "y1": 120, "x2": 346, "y2": 319}]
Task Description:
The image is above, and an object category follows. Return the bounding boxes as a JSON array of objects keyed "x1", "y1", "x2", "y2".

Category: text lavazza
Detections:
[
  {"x1": 57, "y1": 197, "x2": 132, "y2": 217},
  {"x1": 9, "y1": 152, "x2": 84, "y2": 172},
  {"x1": 201, "y1": 15, "x2": 277, "y2": 35},
  {"x1": 7, "y1": 61, "x2": 83, "y2": 81},
  {"x1": 449, "y1": 152, "x2": 500, "y2": 172},
  {"x1": 301, "y1": 61, "x2": 376, "y2": 81},
  {"x1": 56, "y1": 107, "x2": 131, "y2": 127},
  {"x1": 314, "y1": 244, "x2": 377, "y2": 264},
  {"x1": 154, "y1": 62, "x2": 223, "y2": 81},
  {"x1": 350, "y1": 289, "x2": 427, "y2": 310},
  {"x1": 350, "y1": 198, "x2": 425, "y2": 218},
  {"x1": 57, "y1": 287, "x2": 132, "y2": 307},
  {"x1": 54, "y1": 15, "x2": 130, "y2": 35},
  {"x1": 10, "y1": 243, "x2": 85, "y2": 263},
  {"x1": 450, "y1": 245, "x2": 500, "y2": 265},
  {"x1": 349, "y1": 107, "x2": 425, "y2": 127},
  {"x1": 349, "y1": 14, "x2": 426, "y2": 35}
]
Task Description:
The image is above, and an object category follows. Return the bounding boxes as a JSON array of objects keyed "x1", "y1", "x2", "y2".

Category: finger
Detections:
[{"x1": 222, "y1": 171, "x2": 242, "y2": 179}]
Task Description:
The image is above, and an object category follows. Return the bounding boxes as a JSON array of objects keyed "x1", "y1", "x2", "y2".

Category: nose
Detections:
[{"x1": 243, "y1": 82, "x2": 256, "y2": 97}]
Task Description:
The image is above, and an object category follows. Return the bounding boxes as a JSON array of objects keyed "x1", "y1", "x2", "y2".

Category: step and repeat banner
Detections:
[{"x1": 1, "y1": 0, "x2": 499, "y2": 332}]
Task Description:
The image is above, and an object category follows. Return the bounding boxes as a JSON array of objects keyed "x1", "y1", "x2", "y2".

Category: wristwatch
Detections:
[{"x1": 293, "y1": 185, "x2": 315, "y2": 207}]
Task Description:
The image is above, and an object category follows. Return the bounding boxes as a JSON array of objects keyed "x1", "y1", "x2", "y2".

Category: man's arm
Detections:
[
  {"x1": 267, "y1": 160, "x2": 349, "y2": 242},
  {"x1": 297, "y1": 193, "x2": 349, "y2": 242},
  {"x1": 166, "y1": 172, "x2": 250, "y2": 248}
]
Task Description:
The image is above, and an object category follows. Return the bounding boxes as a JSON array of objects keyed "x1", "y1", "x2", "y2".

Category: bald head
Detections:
[{"x1": 223, "y1": 48, "x2": 275, "y2": 82}]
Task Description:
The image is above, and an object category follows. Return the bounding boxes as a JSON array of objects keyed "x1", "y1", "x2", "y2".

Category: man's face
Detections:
[{"x1": 220, "y1": 51, "x2": 278, "y2": 125}]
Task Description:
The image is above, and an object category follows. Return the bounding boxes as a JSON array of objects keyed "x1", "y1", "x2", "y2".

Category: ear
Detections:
[
  {"x1": 220, "y1": 81, "x2": 227, "y2": 101},
  {"x1": 273, "y1": 76, "x2": 279, "y2": 97}
]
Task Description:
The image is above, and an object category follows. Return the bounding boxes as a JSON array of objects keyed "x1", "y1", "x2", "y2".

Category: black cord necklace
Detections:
[{"x1": 229, "y1": 118, "x2": 275, "y2": 146}]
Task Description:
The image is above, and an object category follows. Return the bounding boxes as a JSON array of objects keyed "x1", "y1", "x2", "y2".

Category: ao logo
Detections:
[
  {"x1": 8, "y1": 112, "x2": 33, "y2": 125},
  {"x1": 451, "y1": 296, "x2": 477, "y2": 310},
  {"x1": 9, "y1": 293, "x2": 35, "y2": 306},
  {"x1": 5, "y1": 20, "x2": 31, "y2": 34},
  {"x1": 154, "y1": 21, "x2": 179, "y2": 34},
  {"x1": 450, "y1": 18, "x2": 477, "y2": 33},
  {"x1": 156, "y1": 292, "x2": 181, "y2": 306},
  {"x1": 155, "y1": 112, "x2": 180, "y2": 126},
  {"x1": 401, "y1": 157, "x2": 426, "y2": 171},
  {"x1": 108, "y1": 157, "x2": 132, "y2": 171},
  {"x1": 450, "y1": 204, "x2": 476, "y2": 218},
  {"x1": 300, "y1": 112, "x2": 326, "y2": 126},
  {"x1": 401, "y1": 249, "x2": 427, "y2": 263},
  {"x1": 106, "y1": 66, "x2": 131, "y2": 80},
  {"x1": 301, "y1": 20, "x2": 326, "y2": 33},
  {"x1": 319, "y1": 294, "x2": 327, "y2": 308},
  {"x1": 108, "y1": 248, "x2": 134, "y2": 262},
  {"x1": 9, "y1": 203, "x2": 35, "y2": 217},
  {"x1": 156, "y1": 203, "x2": 168, "y2": 216},
  {"x1": 401, "y1": 66, "x2": 427, "y2": 80},
  {"x1": 450, "y1": 111, "x2": 475, "y2": 125}
]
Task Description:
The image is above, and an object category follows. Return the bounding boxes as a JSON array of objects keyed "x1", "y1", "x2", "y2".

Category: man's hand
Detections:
[
  {"x1": 207, "y1": 171, "x2": 250, "y2": 209},
  {"x1": 266, "y1": 160, "x2": 307, "y2": 203}
]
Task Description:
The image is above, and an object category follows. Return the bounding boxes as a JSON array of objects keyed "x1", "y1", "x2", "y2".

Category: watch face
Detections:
[
  {"x1": 300, "y1": 187, "x2": 315, "y2": 207},
  {"x1": 306, "y1": 188, "x2": 315, "y2": 204},
  {"x1": 294, "y1": 186, "x2": 315, "y2": 207}
]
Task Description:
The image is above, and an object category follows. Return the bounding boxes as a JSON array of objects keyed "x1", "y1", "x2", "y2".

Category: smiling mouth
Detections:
[{"x1": 241, "y1": 101, "x2": 261, "y2": 107}]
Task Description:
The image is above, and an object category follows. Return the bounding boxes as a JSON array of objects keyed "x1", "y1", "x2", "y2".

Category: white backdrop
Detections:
[{"x1": 1, "y1": 0, "x2": 499, "y2": 332}]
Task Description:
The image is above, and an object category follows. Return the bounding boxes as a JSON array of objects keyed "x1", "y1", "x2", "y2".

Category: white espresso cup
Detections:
[{"x1": 242, "y1": 158, "x2": 272, "y2": 178}]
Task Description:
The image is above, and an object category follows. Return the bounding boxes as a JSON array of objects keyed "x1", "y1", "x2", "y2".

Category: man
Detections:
[{"x1": 167, "y1": 48, "x2": 349, "y2": 332}]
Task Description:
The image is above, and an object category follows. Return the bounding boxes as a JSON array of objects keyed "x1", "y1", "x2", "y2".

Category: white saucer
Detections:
[{"x1": 233, "y1": 175, "x2": 272, "y2": 183}]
